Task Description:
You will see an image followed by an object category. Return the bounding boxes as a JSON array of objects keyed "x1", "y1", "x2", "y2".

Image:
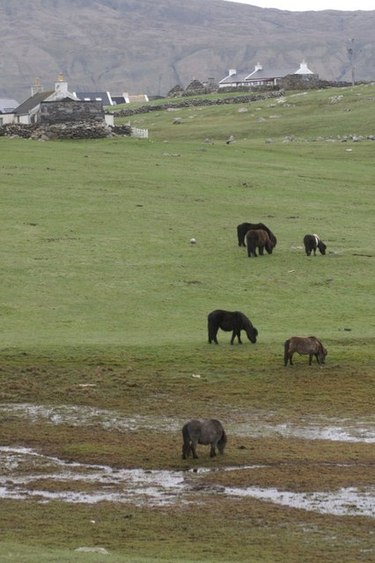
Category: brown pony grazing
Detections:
[
  {"x1": 284, "y1": 336, "x2": 328, "y2": 366},
  {"x1": 208, "y1": 309, "x2": 258, "y2": 344},
  {"x1": 182, "y1": 419, "x2": 227, "y2": 459},
  {"x1": 246, "y1": 229, "x2": 274, "y2": 257},
  {"x1": 303, "y1": 234, "x2": 327, "y2": 256},
  {"x1": 237, "y1": 222, "x2": 277, "y2": 248}
]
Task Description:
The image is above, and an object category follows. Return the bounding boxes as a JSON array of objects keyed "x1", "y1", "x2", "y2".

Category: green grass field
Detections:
[{"x1": 0, "y1": 84, "x2": 374, "y2": 562}]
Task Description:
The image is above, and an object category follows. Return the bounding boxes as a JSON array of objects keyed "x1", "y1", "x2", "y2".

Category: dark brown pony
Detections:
[
  {"x1": 237, "y1": 222, "x2": 277, "y2": 248},
  {"x1": 246, "y1": 229, "x2": 274, "y2": 257},
  {"x1": 303, "y1": 234, "x2": 327, "y2": 256},
  {"x1": 284, "y1": 336, "x2": 327, "y2": 366},
  {"x1": 208, "y1": 309, "x2": 258, "y2": 344},
  {"x1": 182, "y1": 419, "x2": 227, "y2": 459}
]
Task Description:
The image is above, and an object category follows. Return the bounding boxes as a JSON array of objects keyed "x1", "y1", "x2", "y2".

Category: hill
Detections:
[{"x1": 0, "y1": 0, "x2": 375, "y2": 102}]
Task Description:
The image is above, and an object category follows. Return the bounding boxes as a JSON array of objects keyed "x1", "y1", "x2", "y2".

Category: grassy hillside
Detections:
[
  {"x1": 1, "y1": 85, "x2": 374, "y2": 353},
  {"x1": 0, "y1": 85, "x2": 374, "y2": 563}
]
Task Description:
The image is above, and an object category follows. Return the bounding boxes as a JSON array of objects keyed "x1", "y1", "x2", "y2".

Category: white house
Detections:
[
  {"x1": 219, "y1": 61, "x2": 316, "y2": 89},
  {"x1": 5, "y1": 75, "x2": 114, "y2": 126}
]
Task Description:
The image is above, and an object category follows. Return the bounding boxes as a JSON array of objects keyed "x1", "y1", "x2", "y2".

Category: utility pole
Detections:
[{"x1": 347, "y1": 38, "x2": 355, "y2": 86}]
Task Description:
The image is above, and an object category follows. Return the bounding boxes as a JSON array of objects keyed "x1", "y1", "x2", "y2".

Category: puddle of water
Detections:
[
  {"x1": 0, "y1": 446, "x2": 186, "y2": 506},
  {"x1": 0, "y1": 447, "x2": 373, "y2": 518},
  {"x1": 0, "y1": 403, "x2": 181, "y2": 433},
  {"x1": 1, "y1": 403, "x2": 374, "y2": 443},
  {"x1": 231, "y1": 421, "x2": 375, "y2": 443},
  {"x1": 226, "y1": 486, "x2": 375, "y2": 518}
]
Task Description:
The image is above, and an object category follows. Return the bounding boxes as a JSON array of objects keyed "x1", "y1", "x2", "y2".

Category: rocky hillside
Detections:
[{"x1": 1, "y1": 0, "x2": 374, "y2": 101}]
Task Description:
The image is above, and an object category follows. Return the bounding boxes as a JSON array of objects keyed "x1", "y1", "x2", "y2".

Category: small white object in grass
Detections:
[{"x1": 190, "y1": 238, "x2": 197, "y2": 244}]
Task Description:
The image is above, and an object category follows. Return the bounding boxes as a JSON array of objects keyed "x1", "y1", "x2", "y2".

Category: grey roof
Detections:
[
  {"x1": 245, "y1": 67, "x2": 294, "y2": 81},
  {"x1": 111, "y1": 95, "x2": 126, "y2": 105},
  {"x1": 0, "y1": 98, "x2": 19, "y2": 113},
  {"x1": 219, "y1": 71, "x2": 251, "y2": 85},
  {"x1": 74, "y1": 91, "x2": 111, "y2": 105},
  {"x1": 14, "y1": 91, "x2": 54, "y2": 115},
  {"x1": 220, "y1": 63, "x2": 309, "y2": 85}
]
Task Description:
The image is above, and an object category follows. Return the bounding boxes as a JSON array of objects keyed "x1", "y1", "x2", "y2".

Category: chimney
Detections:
[
  {"x1": 228, "y1": 69, "x2": 237, "y2": 76},
  {"x1": 54, "y1": 73, "x2": 68, "y2": 97},
  {"x1": 31, "y1": 77, "x2": 42, "y2": 96},
  {"x1": 254, "y1": 62, "x2": 263, "y2": 72}
]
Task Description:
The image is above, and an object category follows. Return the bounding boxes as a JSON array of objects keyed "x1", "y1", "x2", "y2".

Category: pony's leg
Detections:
[
  {"x1": 259, "y1": 246, "x2": 264, "y2": 256},
  {"x1": 210, "y1": 444, "x2": 217, "y2": 457},
  {"x1": 182, "y1": 443, "x2": 190, "y2": 459},
  {"x1": 231, "y1": 330, "x2": 241, "y2": 344},
  {"x1": 289, "y1": 353, "x2": 294, "y2": 365},
  {"x1": 191, "y1": 441, "x2": 198, "y2": 459},
  {"x1": 208, "y1": 322, "x2": 214, "y2": 344},
  {"x1": 309, "y1": 354, "x2": 313, "y2": 365},
  {"x1": 209, "y1": 325, "x2": 219, "y2": 344}
]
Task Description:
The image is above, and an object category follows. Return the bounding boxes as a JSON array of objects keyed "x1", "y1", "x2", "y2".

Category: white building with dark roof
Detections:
[{"x1": 219, "y1": 61, "x2": 316, "y2": 89}]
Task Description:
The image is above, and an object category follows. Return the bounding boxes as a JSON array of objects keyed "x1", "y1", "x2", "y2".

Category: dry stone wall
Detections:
[{"x1": 1, "y1": 122, "x2": 132, "y2": 140}]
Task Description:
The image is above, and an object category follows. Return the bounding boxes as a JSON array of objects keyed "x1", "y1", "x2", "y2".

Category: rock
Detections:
[{"x1": 75, "y1": 547, "x2": 109, "y2": 554}]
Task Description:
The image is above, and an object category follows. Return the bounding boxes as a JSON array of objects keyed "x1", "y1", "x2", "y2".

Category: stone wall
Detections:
[
  {"x1": 1, "y1": 122, "x2": 132, "y2": 140},
  {"x1": 39, "y1": 100, "x2": 105, "y2": 124},
  {"x1": 115, "y1": 91, "x2": 284, "y2": 117}
]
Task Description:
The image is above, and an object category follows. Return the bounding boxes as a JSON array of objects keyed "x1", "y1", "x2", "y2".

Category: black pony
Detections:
[
  {"x1": 237, "y1": 222, "x2": 277, "y2": 248},
  {"x1": 208, "y1": 309, "x2": 258, "y2": 344},
  {"x1": 303, "y1": 234, "x2": 327, "y2": 256}
]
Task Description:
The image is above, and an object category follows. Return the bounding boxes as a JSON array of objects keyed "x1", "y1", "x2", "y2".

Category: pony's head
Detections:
[
  {"x1": 266, "y1": 240, "x2": 275, "y2": 254},
  {"x1": 218, "y1": 430, "x2": 227, "y2": 454},
  {"x1": 318, "y1": 240, "x2": 327, "y2": 255},
  {"x1": 318, "y1": 345, "x2": 328, "y2": 364},
  {"x1": 246, "y1": 325, "x2": 258, "y2": 344}
]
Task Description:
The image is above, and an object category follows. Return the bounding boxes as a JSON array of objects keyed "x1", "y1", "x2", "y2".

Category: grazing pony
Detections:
[
  {"x1": 208, "y1": 309, "x2": 258, "y2": 344},
  {"x1": 303, "y1": 234, "x2": 327, "y2": 256},
  {"x1": 182, "y1": 419, "x2": 227, "y2": 459},
  {"x1": 237, "y1": 222, "x2": 277, "y2": 248},
  {"x1": 246, "y1": 229, "x2": 274, "y2": 257},
  {"x1": 284, "y1": 336, "x2": 328, "y2": 366}
]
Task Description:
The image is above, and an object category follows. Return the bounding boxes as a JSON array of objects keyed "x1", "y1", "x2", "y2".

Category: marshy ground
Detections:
[{"x1": 0, "y1": 350, "x2": 374, "y2": 562}]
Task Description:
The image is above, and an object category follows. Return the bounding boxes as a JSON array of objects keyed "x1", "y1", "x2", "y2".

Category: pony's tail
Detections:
[
  {"x1": 182, "y1": 424, "x2": 190, "y2": 459},
  {"x1": 284, "y1": 339, "x2": 290, "y2": 365}
]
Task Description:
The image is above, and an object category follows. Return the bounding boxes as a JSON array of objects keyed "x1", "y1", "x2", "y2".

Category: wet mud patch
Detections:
[
  {"x1": 0, "y1": 446, "x2": 374, "y2": 518},
  {"x1": 1, "y1": 403, "x2": 374, "y2": 521},
  {"x1": 1, "y1": 402, "x2": 374, "y2": 443}
]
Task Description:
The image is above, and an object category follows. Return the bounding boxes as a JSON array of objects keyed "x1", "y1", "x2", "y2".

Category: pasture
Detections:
[{"x1": 0, "y1": 84, "x2": 374, "y2": 562}]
